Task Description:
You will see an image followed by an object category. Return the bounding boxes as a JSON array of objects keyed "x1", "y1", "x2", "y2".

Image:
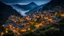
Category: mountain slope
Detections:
[
  {"x1": 26, "y1": 4, "x2": 44, "y2": 15},
  {"x1": 43, "y1": 0, "x2": 64, "y2": 10},
  {"x1": 11, "y1": 2, "x2": 37, "y2": 16},
  {"x1": 0, "y1": 2, "x2": 22, "y2": 24},
  {"x1": 12, "y1": 2, "x2": 37, "y2": 10}
]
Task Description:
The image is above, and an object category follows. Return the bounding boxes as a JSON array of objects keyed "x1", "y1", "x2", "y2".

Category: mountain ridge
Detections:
[
  {"x1": 0, "y1": 2, "x2": 22, "y2": 24},
  {"x1": 25, "y1": 4, "x2": 44, "y2": 15},
  {"x1": 12, "y1": 2, "x2": 37, "y2": 10},
  {"x1": 43, "y1": 0, "x2": 64, "y2": 10}
]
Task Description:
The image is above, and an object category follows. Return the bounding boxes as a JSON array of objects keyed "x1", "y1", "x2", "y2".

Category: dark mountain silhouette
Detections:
[
  {"x1": 0, "y1": 2, "x2": 22, "y2": 24},
  {"x1": 59, "y1": 18, "x2": 64, "y2": 31},
  {"x1": 12, "y1": 2, "x2": 37, "y2": 10},
  {"x1": 42, "y1": 0, "x2": 64, "y2": 34},
  {"x1": 43, "y1": 0, "x2": 64, "y2": 10}
]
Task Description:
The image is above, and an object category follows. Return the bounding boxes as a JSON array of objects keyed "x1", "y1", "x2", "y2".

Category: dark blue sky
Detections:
[
  {"x1": 0, "y1": 0, "x2": 50, "y2": 5},
  {"x1": 0, "y1": 0, "x2": 51, "y2": 16}
]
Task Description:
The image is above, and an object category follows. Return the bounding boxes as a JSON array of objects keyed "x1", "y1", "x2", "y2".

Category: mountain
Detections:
[
  {"x1": 43, "y1": 0, "x2": 64, "y2": 10},
  {"x1": 25, "y1": 4, "x2": 44, "y2": 15},
  {"x1": 11, "y1": 2, "x2": 37, "y2": 11},
  {"x1": 42, "y1": 0, "x2": 64, "y2": 33},
  {"x1": 10, "y1": 2, "x2": 37, "y2": 16},
  {"x1": 0, "y1": 2, "x2": 22, "y2": 24}
]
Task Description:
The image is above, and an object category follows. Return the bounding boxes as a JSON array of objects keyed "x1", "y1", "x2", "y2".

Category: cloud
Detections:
[
  {"x1": 11, "y1": 6, "x2": 29, "y2": 16},
  {"x1": 0, "y1": 0, "x2": 50, "y2": 5},
  {"x1": 0, "y1": 0, "x2": 50, "y2": 3}
]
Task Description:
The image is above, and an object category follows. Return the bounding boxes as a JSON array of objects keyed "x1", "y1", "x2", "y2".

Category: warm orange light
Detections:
[
  {"x1": 29, "y1": 21, "x2": 34, "y2": 25},
  {"x1": 15, "y1": 28, "x2": 19, "y2": 31},
  {"x1": 60, "y1": 13, "x2": 64, "y2": 17},
  {"x1": 24, "y1": 24, "x2": 27, "y2": 26},
  {"x1": 40, "y1": 14, "x2": 44, "y2": 18},
  {"x1": 9, "y1": 24, "x2": 13, "y2": 28},
  {"x1": 48, "y1": 18, "x2": 53, "y2": 22},
  {"x1": 20, "y1": 28, "x2": 27, "y2": 32},
  {"x1": 28, "y1": 28, "x2": 30, "y2": 31},
  {"x1": 6, "y1": 30, "x2": 8, "y2": 33},
  {"x1": 26, "y1": 17, "x2": 31, "y2": 21},
  {"x1": 39, "y1": 23, "x2": 43, "y2": 26},
  {"x1": 44, "y1": 16, "x2": 48, "y2": 20},
  {"x1": 3, "y1": 11, "x2": 62, "y2": 35},
  {"x1": 55, "y1": 12, "x2": 58, "y2": 16},
  {"x1": 35, "y1": 24, "x2": 40, "y2": 28},
  {"x1": 2, "y1": 25, "x2": 5, "y2": 27},
  {"x1": 36, "y1": 16, "x2": 40, "y2": 18},
  {"x1": 1, "y1": 32, "x2": 4, "y2": 36}
]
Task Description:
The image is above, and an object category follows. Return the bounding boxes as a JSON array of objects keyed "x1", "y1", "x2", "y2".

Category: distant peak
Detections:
[
  {"x1": 30, "y1": 2, "x2": 35, "y2": 4},
  {"x1": 29, "y1": 2, "x2": 36, "y2": 5}
]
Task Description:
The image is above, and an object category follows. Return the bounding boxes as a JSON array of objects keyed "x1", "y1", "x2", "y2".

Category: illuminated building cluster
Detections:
[{"x1": 1, "y1": 10, "x2": 64, "y2": 36}]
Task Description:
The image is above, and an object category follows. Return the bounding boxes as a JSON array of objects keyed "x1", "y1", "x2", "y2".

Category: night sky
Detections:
[{"x1": 0, "y1": 0, "x2": 50, "y2": 5}]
